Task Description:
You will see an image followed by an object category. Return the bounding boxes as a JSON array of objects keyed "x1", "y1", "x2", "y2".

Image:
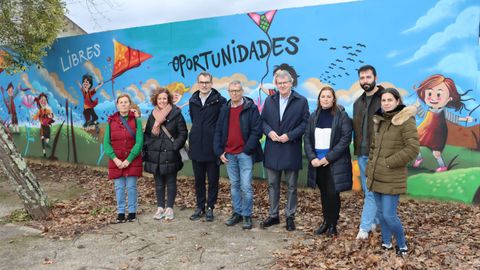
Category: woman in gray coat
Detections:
[{"x1": 304, "y1": 86, "x2": 353, "y2": 236}]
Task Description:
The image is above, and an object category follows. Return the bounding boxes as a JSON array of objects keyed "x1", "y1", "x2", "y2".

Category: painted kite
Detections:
[
  {"x1": 247, "y1": 10, "x2": 277, "y2": 102},
  {"x1": 105, "y1": 40, "x2": 152, "y2": 99}
]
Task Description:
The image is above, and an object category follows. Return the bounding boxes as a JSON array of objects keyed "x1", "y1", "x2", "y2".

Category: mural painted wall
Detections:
[{"x1": 1, "y1": 0, "x2": 479, "y2": 204}]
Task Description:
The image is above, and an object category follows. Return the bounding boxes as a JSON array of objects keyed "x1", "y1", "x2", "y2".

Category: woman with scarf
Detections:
[{"x1": 144, "y1": 88, "x2": 188, "y2": 221}]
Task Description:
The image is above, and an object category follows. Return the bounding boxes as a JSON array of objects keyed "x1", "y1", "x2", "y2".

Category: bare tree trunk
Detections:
[{"x1": 0, "y1": 123, "x2": 50, "y2": 220}]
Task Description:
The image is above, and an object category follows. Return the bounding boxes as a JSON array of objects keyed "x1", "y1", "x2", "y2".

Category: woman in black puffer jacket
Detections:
[
  {"x1": 304, "y1": 86, "x2": 353, "y2": 237},
  {"x1": 144, "y1": 88, "x2": 187, "y2": 221}
]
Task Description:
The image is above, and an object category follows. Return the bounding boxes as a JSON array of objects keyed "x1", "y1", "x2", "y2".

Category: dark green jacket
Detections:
[{"x1": 366, "y1": 105, "x2": 419, "y2": 194}]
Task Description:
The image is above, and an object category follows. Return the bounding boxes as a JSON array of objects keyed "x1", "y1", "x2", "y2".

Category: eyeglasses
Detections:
[
  {"x1": 228, "y1": 89, "x2": 243, "y2": 94},
  {"x1": 198, "y1": 81, "x2": 212, "y2": 85},
  {"x1": 276, "y1": 81, "x2": 291, "y2": 86}
]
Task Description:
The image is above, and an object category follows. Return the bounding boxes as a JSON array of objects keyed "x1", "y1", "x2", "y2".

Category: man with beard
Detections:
[{"x1": 353, "y1": 65, "x2": 383, "y2": 240}]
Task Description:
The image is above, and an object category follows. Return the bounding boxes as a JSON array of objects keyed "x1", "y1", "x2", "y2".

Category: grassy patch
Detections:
[
  {"x1": 407, "y1": 167, "x2": 480, "y2": 204},
  {"x1": 6, "y1": 209, "x2": 32, "y2": 223}
]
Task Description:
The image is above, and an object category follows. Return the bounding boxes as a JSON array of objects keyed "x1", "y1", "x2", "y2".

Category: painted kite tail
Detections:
[
  {"x1": 97, "y1": 143, "x2": 105, "y2": 165},
  {"x1": 111, "y1": 79, "x2": 116, "y2": 101},
  {"x1": 466, "y1": 104, "x2": 480, "y2": 127},
  {"x1": 260, "y1": 33, "x2": 273, "y2": 85},
  {"x1": 259, "y1": 33, "x2": 273, "y2": 103}
]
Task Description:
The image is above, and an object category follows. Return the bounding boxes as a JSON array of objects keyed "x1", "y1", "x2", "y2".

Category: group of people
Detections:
[{"x1": 104, "y1": 65, "x2": 420, "y2": 257}]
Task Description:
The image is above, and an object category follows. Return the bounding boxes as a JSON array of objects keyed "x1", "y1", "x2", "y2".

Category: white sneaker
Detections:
[
  {"x1": 381, "y1": 243, "x2": 393, "y2": 250},
  {"x1": 153, "y1": 207, "x2": 165, "y2": 220},
  {"x1": 356, "y1": 229, "x2": 369, "y2": 240},
  {"x1": 165, "y1": 207, "x2": 174, "y2": 220}
]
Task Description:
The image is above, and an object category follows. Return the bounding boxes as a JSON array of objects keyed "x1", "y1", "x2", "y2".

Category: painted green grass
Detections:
[
  {"x1": 10, "y1": 125, "x2": 480, "y2": 204},
  {"x1": 13, "y1": 124, "x2": 107, "y2": 166},
  {"x1": 407, "y1": 167, "x2": 480, "y2": 204}
]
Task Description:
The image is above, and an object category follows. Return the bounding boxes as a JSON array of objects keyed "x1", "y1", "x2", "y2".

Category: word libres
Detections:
[{"x1": 60, "y1": 44, "x2": 101, "y2": 72}]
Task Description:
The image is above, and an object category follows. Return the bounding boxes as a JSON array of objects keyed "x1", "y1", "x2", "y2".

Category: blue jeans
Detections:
[
  {"x1": 358, "y1": 155, "x2": 378, "y2": 231},
  {"x1": 225, "y1": 153, "x2": 254, "y2": 217},
  {"x1": 114, "y1": 176, "x2": 138, "y2": 214},
  {"x1": 373, "y1": 192, "x2": 407, "y2": 248}
]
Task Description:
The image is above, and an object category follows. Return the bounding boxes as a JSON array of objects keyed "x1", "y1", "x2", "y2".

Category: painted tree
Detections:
[{"x1": 0, "y1": 0, "x2": 65, "y2": 73}]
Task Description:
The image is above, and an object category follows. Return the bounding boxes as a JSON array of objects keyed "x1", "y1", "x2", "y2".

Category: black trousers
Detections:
[
  {"x1": 192, "y1": 160, "x2": 220, "y2": 210},
  {"x1": 316, "y1": 165, "x2": 340, "y2": 226},
  {"x1": 154, "y1": 172, "x2": 177, "y2": 208},
  {"x1": 83, "y1": 108, "x2": 98, "y2": 123}
]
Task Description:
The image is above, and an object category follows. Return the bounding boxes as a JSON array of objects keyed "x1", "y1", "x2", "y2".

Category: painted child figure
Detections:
[
  {"x1": 260, "y1": 63, "x2": 299, "y2": 96},
  {"x1": 32, "y1": 93, "x2": 55, "y2": 158},
  {"x1": 413, "y1": 74, "x2": 474, "y2": 172},
  {"x1": 1, "y1": 82, "x2": 29, "y2": 133},
  {"x1": 78, "y1": 74, "x2": 103, "y2": 128}
]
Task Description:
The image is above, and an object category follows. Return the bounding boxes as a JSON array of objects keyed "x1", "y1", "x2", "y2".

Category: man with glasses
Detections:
[
  {"x1": 213, "y1": 80, "x2": 263, "y2": 230},
  {"x1": 260, "y1": 70, "x2": 309, "y2": 231},
  {"x1": 189, "y1": 71, "x2": 227, "y2": 222}
]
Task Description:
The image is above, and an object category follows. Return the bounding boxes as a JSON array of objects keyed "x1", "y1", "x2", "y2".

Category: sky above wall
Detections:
[{"x1": 65, "y1": 0, "x2": 354, "y2": 33}]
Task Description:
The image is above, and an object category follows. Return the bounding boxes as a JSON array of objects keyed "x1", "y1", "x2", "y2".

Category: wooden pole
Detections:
[
  {"x1": 66, "y1": 99, "x2": 70, "y2": 162},
  {"x1": 48, "y1": 121, "x2": 64, "y2": 160},
  {"x1": 70, "y1": 106, "x2": 78, "y2": 163}
]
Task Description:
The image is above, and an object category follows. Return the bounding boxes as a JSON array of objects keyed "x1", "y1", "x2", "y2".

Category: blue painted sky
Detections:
[{"x1": 1, "y1": 0, "x2": 479, "y2": 126}]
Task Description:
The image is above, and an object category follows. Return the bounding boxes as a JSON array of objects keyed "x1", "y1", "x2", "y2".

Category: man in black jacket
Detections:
[
  {"x1": 188, "y1": 71, "x2": 227, "y2": 222},
  {"x1": 213, "y1": 80, "x2": 263, "y2": 230},
  {"x1": 352, "y1": 65, "x2": 383, "y2": 239}
]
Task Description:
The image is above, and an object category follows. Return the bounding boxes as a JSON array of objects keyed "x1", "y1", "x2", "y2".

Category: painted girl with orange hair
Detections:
[
  {"x1": 413, "y1": 74, "x2": 474, "y2": 172},
  {"x1": 32, "y1": 93, "x2": 55, "y2": 158}
]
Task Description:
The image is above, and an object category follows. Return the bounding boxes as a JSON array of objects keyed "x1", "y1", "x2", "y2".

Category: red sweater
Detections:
[{"x1": 225, "y1": 105, "x2": 245, "y2": 154}]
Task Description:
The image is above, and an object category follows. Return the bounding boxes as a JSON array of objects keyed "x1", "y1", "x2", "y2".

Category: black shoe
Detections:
[
  {"x1": 225, "y1": 212, "x2": 242, "y2": 226},
  {"x1": 242, "y1": 216, "x2": 253, "y2": 230},
  {"x1": 115, "y1": 213, "x2": 125, "y2": 224},
  {"x1": 314, "y1": 221, "x2": 329, "y2": 235},
  {"x1": 395, "y1": 245, "x2": 408, "y2": 257},
  {"x1": 260, "y1": 216, "x2": 280, "y2": 228},
  {"x1": 286, "y1": 217, "x2": 296, "y2": 231},
  {"x1": 127, "y1": 213, "x2": 136, "y2": 222},
  {"x1": 205, "y1": 207, "x2": 214, "y2": 222},
  {"x1": 190, "y1": 208, "x2": 205, "y2": 221},
  {"x1": 326, "y1": 224, "x2": 337, "y2": 237}
]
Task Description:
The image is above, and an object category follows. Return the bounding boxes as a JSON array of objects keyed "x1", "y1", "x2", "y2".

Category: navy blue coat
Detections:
[
  {"x1": 304, "y1": 105, "x2": 353, "y2": 192},
  {"x1": 188, "y1": 88, "x2": 227, "y2": 162},
  {"x1": 213, "y1": 97, "x2": 263, "y2": 163},
  {"x1": 261, "y1": 90, "x2": 309, "y2": 171}
]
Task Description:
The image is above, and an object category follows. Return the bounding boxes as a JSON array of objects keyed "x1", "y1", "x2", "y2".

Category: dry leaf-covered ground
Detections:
[{"x1": 21, "y1": 161, "x2": 480, "y2": 269}]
